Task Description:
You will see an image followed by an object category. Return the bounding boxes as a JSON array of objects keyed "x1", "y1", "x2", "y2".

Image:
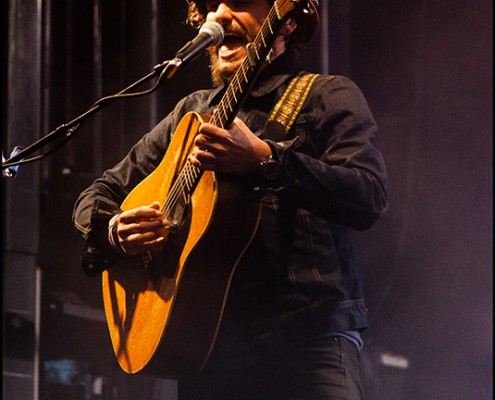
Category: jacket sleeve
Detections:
[
  {"x1": 72, "y1": 111, "x2": 176, "y2": 276},
  {"x1": 275, "y1": 75, "x2": 389, "y2": 230}
]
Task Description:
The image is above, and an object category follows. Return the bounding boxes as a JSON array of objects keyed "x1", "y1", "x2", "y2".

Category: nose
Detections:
[{"x1": 206, "y1": 3, "x2": 233, "y2": 29}]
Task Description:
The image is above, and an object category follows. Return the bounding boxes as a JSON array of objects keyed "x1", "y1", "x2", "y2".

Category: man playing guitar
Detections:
[{"x1": 73, "y1": 1, "x2": 388, "y2": 399}]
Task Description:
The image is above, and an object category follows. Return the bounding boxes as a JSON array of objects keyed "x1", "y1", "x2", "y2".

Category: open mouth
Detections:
[{"x1": 219, "y1": 34, "x2": 247, "y2": 59}]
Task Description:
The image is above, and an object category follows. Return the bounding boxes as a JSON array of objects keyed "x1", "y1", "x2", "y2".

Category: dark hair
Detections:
[{"x1": 185, "y1": 0, "x2": 207, "y2": 29}]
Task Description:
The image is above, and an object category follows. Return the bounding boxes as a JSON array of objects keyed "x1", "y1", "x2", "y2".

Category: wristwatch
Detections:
[{"x1": 259, "y1": 153, "x2": 282, "y2": 181}]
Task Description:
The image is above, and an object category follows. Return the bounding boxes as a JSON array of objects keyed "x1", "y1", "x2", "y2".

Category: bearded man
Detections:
[{"x1": 73, "y1": 1, "x2": 388, "y2": 399}]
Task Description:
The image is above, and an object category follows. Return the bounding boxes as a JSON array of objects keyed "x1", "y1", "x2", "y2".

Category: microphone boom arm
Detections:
[{"x1": 2, "y1": 57, "x2": 182, "y2": 177}]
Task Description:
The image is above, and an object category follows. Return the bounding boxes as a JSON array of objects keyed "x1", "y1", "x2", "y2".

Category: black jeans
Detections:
[{"x1": 178, "y1": 335, "x2": 363, "y2": 400}]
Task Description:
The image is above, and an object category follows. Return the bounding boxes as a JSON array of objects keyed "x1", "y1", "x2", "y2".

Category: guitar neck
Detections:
[{"x1": 210, "y1": 1, "x2": 297, "y2": 128}]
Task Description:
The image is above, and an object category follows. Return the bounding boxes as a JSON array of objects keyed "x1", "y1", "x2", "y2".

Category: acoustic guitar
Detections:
[{"x1": 101, "y1": 0, "x2": 308, "y2": 380}]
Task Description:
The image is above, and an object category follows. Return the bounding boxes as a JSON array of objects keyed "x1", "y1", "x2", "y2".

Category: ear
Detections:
[{"x1": 279, "y1": 17, "x2": 298, "y2": 38}]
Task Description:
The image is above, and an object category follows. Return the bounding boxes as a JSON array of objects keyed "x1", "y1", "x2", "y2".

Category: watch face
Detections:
[{"x1": 262, "y1": 159, "x2": 281, "y2": 180}]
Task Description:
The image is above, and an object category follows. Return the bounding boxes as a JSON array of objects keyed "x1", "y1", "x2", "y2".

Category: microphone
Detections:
[{"x1": 175, "y1": 21, "x2": 225, "y2": 65}]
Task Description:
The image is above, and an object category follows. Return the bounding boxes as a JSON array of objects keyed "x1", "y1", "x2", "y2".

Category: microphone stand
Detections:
[{"x1": 2, "y1": 57, "x2": 182, "y2": 178}]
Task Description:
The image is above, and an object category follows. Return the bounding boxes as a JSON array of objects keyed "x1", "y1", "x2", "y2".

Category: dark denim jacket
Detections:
[{"x1": 72, "y1": 53, "x2": 388, "y2": 363}]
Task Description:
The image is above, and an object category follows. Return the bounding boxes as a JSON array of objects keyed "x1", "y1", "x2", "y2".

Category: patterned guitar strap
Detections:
[{"x1": 268, "y1": 72, "x2": 323, "y2": 131}]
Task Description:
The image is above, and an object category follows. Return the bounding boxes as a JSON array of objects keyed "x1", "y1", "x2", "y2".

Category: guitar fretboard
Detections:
[{"x1": 210, "y1": 5, "x2": 283, "y2": 129}]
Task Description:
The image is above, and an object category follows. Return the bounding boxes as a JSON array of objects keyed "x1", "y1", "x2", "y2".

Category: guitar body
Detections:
[
  {"x1": 102, "y1": 111, "x2": 261, "y2": 379},
  {"x1": 99, "y1": 0, "x2": 308, "y2": 381}
]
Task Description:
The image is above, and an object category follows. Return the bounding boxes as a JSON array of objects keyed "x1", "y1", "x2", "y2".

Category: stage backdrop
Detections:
[{"x1": 3, "y1": 1, "x2": 492, "y2": 399}]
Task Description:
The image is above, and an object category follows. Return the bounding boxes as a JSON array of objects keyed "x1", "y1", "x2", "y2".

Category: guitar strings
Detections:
[
  {"x1": 161, "y1": 161, "x2": 201, "y2": 218},
  {"x1": 210, "y1": 5, "x2": 278, "y2": 129}
]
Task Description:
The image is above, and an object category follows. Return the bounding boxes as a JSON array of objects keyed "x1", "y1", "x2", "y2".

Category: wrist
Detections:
[
  {"x1": 108, "y1": 214, "x2": 126, "y2": 254},
  {"x1": 258, "y1": 145, "x2": 282, "y2": 181},
  {"x1": 258, "y1": 141, "x2": 273, "y2": 163}
]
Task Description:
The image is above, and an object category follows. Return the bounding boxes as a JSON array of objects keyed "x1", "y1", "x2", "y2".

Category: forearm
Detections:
[{"x1": 282, "y1": 149, "x2": 388, "y2": 230}]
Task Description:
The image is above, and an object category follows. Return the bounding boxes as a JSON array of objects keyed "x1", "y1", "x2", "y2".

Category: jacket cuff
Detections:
[
  {"x1": 80, "y1": 242, "x2": 124, "y2": 277},
  {"x1": 81, "y1": 200, "x2": 124, "y2": 276}
]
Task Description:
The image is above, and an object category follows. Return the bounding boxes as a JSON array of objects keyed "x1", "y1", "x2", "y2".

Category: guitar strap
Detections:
[{"x1": 268, "y1": 72, "x2": 322, "y2": 132}]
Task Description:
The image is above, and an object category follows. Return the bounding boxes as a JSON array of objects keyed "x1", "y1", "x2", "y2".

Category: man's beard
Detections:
[
  {"x1": 207, "y1": 46, "x2": 244, "y2": 88},
  {"x1": 206, "y1": 21, "x2": 258, "y2": 88}
]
